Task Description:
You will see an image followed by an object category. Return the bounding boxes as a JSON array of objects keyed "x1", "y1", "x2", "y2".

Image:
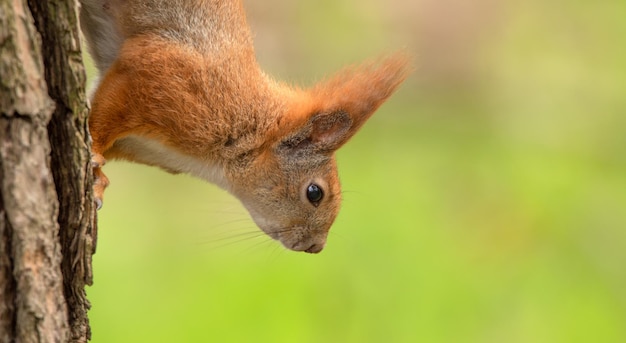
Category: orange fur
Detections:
[{"x1": 82, "y1": 0, "x2": 411, "y2": 253}]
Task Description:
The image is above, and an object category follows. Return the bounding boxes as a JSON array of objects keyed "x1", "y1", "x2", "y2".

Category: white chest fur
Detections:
[{"x1": 113, "y1": 135, "x2": 229, "y2": 190}]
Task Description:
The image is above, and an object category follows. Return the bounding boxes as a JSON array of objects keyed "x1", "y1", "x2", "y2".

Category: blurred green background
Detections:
[{"x1": 87, "y1": 0, "x2": 626, "y2": 342}]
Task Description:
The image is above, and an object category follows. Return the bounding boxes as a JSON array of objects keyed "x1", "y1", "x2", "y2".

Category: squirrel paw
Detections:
[{"x1": 92, "y1": 153, "x2": 110, "y2": 210}]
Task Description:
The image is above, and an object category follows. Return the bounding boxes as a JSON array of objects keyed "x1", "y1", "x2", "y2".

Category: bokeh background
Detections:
[{"x1": 87, "y1": 0, "x2": 626, "y2": 342}]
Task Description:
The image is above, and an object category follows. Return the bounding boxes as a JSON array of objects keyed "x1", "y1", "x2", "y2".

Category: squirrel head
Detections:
[{"x1": 227, "y1": 54, "x2": 411, "y2": 253}]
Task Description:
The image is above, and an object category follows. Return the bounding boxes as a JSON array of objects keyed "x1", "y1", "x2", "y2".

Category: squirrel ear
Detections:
[
  {"x1": 311, "y1": 53, "x2": 411, "y2": 125},
  {"x1": 277, "y1": 53, "x2": 411, "y2": 155},
  {"x1": 308, "y1": 111, "x2": 353, "y2": 152},
  {"x1": 276, "y1": 111, "x2": 352, "y2": 154}
]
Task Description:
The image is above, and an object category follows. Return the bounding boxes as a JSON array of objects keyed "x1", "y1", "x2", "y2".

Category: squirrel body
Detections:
[{"x1": 81, "y1": 0, "x2": 410, "y2": 253}]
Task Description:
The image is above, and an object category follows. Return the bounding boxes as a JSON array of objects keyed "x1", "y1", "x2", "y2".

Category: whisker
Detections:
[
  {"x1": 239, "y1": 236, "x2": 275, "y2": 255},
  {"x1": 207, "y1": 217, "x2": 252, "y2": 230},
  {"x1": 207, "y1": 209, "x2": 248, "y2": 216},
  {"x1": 209, "y1": 232, "x2": 267, "y2": 250},
  {"x1": 327, "y1": 228, "x2": 364, "y2": 252},
  {"x1": 266, "y1": 242, "x2": 286, "y2": 264},
  {"x1": 340, "y1": 189, "x2": 363, "y2": 196},
  {"x1": 201, "y1": 229, "x2": 263, "y2": 244},
  {"x1": 329, "y1": 229, "x2": 347, "y2": 240},
  {"x1": 268, "y1": 227, "x2": 296, "y2": 235}
]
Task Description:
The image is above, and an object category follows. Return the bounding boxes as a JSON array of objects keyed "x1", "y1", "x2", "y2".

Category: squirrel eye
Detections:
[{"x1": 306, "y1": 184, "x2": 324, "y2": 204}]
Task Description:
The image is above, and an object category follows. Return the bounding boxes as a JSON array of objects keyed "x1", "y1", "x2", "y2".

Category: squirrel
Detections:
[{"x1": 79, "y1": 0, "x2": 411, "y2": 254}]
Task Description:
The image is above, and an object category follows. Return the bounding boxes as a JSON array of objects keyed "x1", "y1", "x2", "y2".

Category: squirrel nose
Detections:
[{"x1": 304, "y1": 243, "x2": 325, "y2": 254}]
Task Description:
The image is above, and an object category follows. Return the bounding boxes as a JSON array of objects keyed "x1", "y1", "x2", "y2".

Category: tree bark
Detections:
[
  {"x1": 0, "y1": 0, "x2": 69, "y2": 341},
  {"x1": 28, "y1": 0, "x2": 96, "y2": 341},
  {"x1": 0, "y1": 0, "x2": 95, "y2": 342}
]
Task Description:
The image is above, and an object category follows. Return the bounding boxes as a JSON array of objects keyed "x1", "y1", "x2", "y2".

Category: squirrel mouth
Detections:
[
  {"x1": 255, "y1": 219, "x2": 328, "y2": 254},
  {"x1": 268, "y1": 227, "x2": 327, "y2": 254},
  {"x1": 284, "y1": 240, "x2": 325, "y2": 254},
  {"x1": 304, "y1": 243, "x2": 324, "y2": 254}
]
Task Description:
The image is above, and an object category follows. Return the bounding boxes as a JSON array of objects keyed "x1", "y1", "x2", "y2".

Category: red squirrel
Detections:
[{"x1": 80, "y1": 0, "x2": 411, "y2": 253}]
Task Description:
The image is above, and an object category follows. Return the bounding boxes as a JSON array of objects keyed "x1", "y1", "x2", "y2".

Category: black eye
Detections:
[{"x1": 306, "y1": 184, "x2": 324, "y2": 204}]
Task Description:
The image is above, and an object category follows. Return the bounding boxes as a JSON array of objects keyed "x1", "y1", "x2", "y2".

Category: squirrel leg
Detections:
[{"x1": 91, "y1": 151, "x2": 109, "y2": 210}]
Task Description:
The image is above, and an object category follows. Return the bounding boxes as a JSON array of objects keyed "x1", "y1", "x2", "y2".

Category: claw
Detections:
[
  {"x1": 92, "y1": 152, "x2": 109, "y2": 210},
  {"x1": 91, "y1": 153, "x2": 106, "y2": 168}
]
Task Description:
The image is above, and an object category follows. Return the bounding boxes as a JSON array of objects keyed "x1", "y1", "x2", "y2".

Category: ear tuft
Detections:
[{"x1": 311, "y1": 52, "x2": 413, "y2": 121}]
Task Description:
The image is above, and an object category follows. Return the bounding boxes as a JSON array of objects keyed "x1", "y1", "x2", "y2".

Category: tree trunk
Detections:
[{"x1": 0, "y1": 0, "x2": 96, "y2": 342}]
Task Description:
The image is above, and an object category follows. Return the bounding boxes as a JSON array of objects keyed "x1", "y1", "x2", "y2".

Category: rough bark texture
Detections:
[
  {"x1": 1, "y1": 0, "x2": 95, "y2": 342},
  {"x1": 0, "y1": 0, "x2": 69, "y2": 342},
  {"x1": 27, "y1": 0, "x2": 96, "y2": 341}
]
